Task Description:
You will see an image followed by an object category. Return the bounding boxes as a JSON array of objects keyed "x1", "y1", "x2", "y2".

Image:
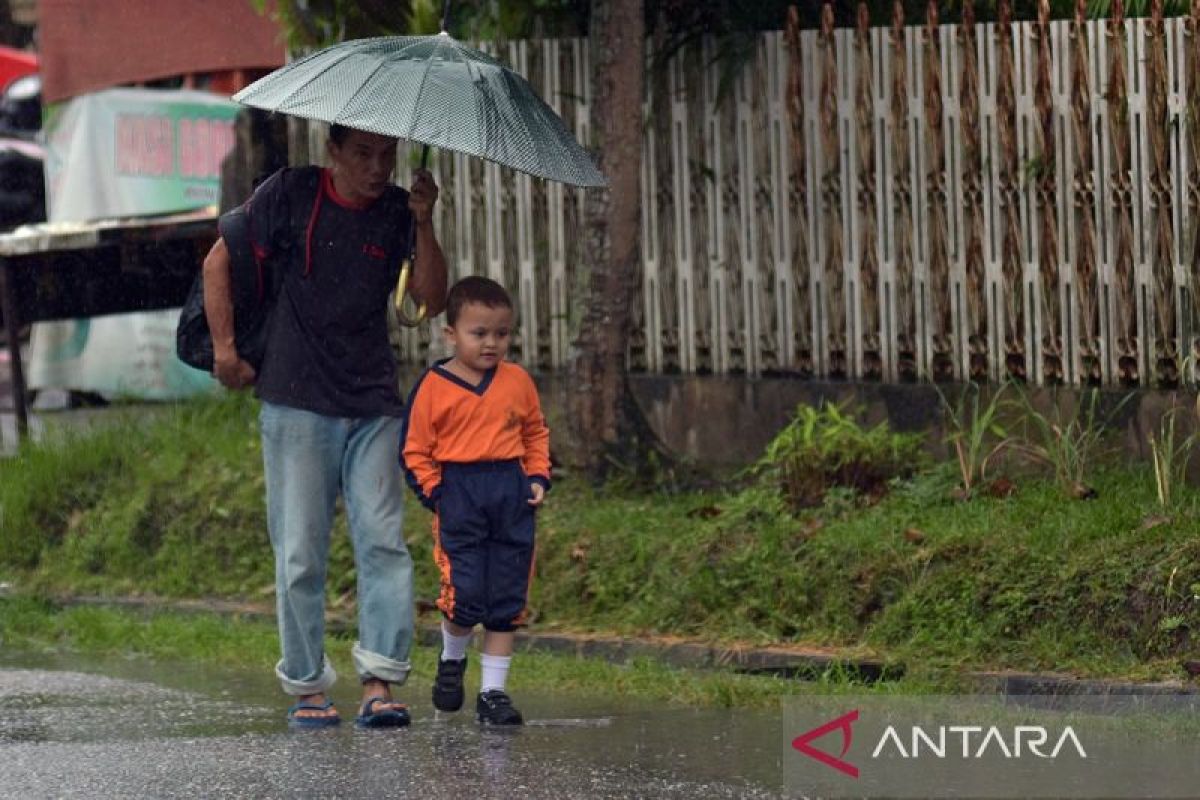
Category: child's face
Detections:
[{"x1": 445, "y1": 302, "x2": 513, "y2": 374}]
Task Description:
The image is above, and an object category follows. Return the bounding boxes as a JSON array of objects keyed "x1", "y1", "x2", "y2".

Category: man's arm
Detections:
[
  {"x1": 406, "y1": 169, "x2": 449, "y2": 317},
  {"x1": 202, "y1": 237, "x2": 256, "y2": 389}
]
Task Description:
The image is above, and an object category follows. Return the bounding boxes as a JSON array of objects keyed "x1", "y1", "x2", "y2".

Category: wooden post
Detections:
[
  {"x1": 855, "y1": 2, "x2": 881, "y2": 379},
  {"x1": 1108, "y1": 0, "x2": 1139, "y2": 384},
  {"x1": 960, "y1": 0, "x2": 986, "y2": 381},
  {"x1": 1146, "y1": 0, "x2": 1177, "y2": 385},
  {"x1": 924, "y1": 0, "x2": 952, "y2": 380},
  {"x1": 1071, "y1": 0, "x2": 1100, "y2": 384},
  {"x1": 891, "y1": 0, "x2": 917, "y2": 381},
  {"x1": 819, "y1": 1, "x2": 845, "y2": 376},
  {"x1": 1187, "y1": 0, "x2": 1200, "y2": 380},
  {"x1": 997, "y1": 0, "x2": 1027, "y2": 381},
  {"x1": 1034, "y1": 0, "x2": 1062, "y2": 384},
  {"x1": 0, "y1": 257, "x2": 28, "y2": 442}
]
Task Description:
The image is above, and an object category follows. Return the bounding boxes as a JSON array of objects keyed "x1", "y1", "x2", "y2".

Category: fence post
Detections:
[
  {"x1": 703, "y1": 38, "x2": 733, "y2": 375},
  {"x1": 996, "y1": 0, "x2": 1027, "y2": 381},
  {"x1": 1146, "y1": 0, "x2": 1179, "y2": 385},
  {"x1": 924, "y1": 1, "x2": 954, "y2": 381},
  {"x1": 640, "y1": 39, "x2": 662, "y2": 374},
  {"x1": 1105, "y1": 2, "x2": 1140, "y2": 384},
  {"x1": 855, "y1": 3, "x2": 880, "y2": 380},
  {"x1": 1186, "y1": 2, "x2": 1200, "y2": 382},
  {"x1": 785, "y1": 6, "x2": 815, "y2": 378},
  {"x1": 1070, "y1": 0, "x2": 1101, "y2": 385},
  {"x1": 543, "y1": 38, "x2": 568, "y2": 370},
  {"x1": 819, "y1": 2, "x2": 846, "y2": 377},
  {"x1": 1033, "y1": 0, "x2": 1062, "y2": 384},
  {"x1": 960, "y1": 0, "x2": 987, "y2": 383},
  {"x1": 769, "y1": 30, "x2": 796, "y2": 373},
  {"x1": 889, "y1": 1, "x2": 917, "y2": 382}
]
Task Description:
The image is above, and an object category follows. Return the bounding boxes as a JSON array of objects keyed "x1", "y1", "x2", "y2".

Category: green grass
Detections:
[
  {"x1": 2, "y1": 393, "x2": 1199, "y2": 691},
  {"x1": 529, "y1": 461, "x2": 1200, "y2": 681},
  {"x1": 0, "y1": 595, "x2": 279, "y2": 664},
  {"x1": 0, "y1": 596, "x2": 884, "y2": 709}
]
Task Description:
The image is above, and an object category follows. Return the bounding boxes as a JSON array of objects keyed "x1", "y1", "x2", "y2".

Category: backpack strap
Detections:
[{"x1": 283, "y1": 166, "x2": 323, "y2": 278}]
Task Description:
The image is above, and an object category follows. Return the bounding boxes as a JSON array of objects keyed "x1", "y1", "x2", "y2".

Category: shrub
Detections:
[
  {"x1": 1148, "y1": 394, "x2": 1200, "y2": 509},
  {"x1": 936, "y1": 381, "x2": 1014, "y2": 498},
  {"x1": 1010, "y1": 387, "x2": 1131, "y2": 500},
  {"x1": 757, "y1": 402, "x2": 927, "y2": 512}
]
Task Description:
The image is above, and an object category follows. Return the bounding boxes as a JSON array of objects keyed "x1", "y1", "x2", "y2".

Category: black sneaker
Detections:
[
  {"x1": 476, "y1": 689, "x2": 523, "y2": 726},
  {"x1": 432, "y1": 656, "x2": 466, "y2": 712}
]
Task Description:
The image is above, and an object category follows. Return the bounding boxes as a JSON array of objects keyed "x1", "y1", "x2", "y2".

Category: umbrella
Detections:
[
  {"x1": 231, "y1": 33, "x2": 606, "y2": 189},
  {"x1": 232, "y1": 30, "x2": 605, "y2": 323}
]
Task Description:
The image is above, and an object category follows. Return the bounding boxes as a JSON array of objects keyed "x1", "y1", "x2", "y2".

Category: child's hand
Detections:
[{"x1": 528, "y1": 482, "x2": 546, "y2": 507}]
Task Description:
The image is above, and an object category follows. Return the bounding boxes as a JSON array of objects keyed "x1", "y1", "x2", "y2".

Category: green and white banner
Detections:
[
  {"x1": 31, "y1": 87, "x2": 238, "y2": 400},
  {"x1": 43, "y1": 86, "x2": 237, "y2": 222}
]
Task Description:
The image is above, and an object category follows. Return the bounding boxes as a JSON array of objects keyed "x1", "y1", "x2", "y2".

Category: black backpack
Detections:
[
  {"x1": 177, "y1": 166, "x2": 407, "y2": 373},
  {"x1": 175, "y1": 204, "x2": 279, "y2": 372}
]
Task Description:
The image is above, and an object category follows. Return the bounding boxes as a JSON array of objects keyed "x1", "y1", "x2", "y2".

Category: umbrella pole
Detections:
[{"x1": 394, "y1": 145, "x2": 432, "y2": 326}]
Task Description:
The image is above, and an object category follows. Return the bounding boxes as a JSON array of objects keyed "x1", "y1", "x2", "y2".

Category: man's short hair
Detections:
[
  {"x1": 446, "y1": 276, "x2": 513, "y2": 325},
  {"x1": 329, "y1": 124, "x2": 352, "y2": 147},
  {"x1": 328, "y1": 124, "x2": 397, "y2": 147}
]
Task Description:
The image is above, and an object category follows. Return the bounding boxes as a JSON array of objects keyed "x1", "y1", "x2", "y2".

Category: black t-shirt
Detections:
[{"x1": 246, "y1": 166, "x2": 410, "y2": 418}]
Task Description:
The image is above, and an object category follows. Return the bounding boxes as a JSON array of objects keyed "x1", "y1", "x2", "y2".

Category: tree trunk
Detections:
[{"x1": 570, "y1": 0, "x2": 656, "y2": 479}]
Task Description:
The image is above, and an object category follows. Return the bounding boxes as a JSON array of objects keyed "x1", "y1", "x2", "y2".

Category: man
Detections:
[{"x1": 204, "y1": 124, "x2": 448, "y2": 727}]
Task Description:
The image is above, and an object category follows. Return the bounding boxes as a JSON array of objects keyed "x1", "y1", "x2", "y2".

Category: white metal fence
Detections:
[{"x1": 355, "y1": 16, "x2": 1200, "y2": 387}]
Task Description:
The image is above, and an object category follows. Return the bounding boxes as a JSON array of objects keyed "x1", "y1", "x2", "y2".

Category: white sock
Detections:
[
  {"x1": 441, "y1": 625, "x2": 472, "y2": 662},
  {"x1": 479, "y1": 653, "x2": 512, "y2": 694}
]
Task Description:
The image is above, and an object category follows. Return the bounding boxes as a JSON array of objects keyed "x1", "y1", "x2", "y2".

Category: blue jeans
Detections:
[{"x1": 260, "y1": 401, "x2": 414, "y2": 696}]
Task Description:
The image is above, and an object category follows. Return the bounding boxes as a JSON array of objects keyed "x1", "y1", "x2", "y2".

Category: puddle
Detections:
[{"x1": 0, "y1": 651, "x2": 785, "y2": 798}]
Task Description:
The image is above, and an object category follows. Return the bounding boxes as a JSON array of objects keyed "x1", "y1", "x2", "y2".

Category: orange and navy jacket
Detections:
[{"x1": 401, "y1": 358, "x2": 551, "y2": 509}]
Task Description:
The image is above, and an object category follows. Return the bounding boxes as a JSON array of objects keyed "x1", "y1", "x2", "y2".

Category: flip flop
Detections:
[
  {"x1": 355, "y1": 696, "x2": 411, "y2": 728},
  {"x1": 287, "y1": 698, "x2": 341, "y2": 728}
]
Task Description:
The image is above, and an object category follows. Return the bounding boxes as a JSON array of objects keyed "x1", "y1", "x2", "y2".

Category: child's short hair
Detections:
[{"x1": 446, "y1": 276, "x2": 513, "y2": 325}]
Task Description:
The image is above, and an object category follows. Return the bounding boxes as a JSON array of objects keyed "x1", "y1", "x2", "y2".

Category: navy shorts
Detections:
[{"x1": 433, "y1": 459, "x2": 536, "y2": 632}]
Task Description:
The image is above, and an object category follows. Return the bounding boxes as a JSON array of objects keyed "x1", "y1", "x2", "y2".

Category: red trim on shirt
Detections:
[{"x1": 321, "y1": 167, "x2": 373, "y2": 210}]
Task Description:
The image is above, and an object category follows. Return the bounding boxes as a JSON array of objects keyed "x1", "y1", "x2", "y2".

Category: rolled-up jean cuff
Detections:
[
  {"x1": 352, "y1": 642, "x2": 411, "y2": 686},
  {"x1": 276, "y1": 655, "x2": 337, "y2": 696}
]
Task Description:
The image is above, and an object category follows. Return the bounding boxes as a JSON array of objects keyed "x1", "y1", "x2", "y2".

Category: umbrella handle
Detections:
[
  {"x1": 394, "y1": 256, "x2": 427, "y2": 327},
  {"x1": 393, "y1": 143, "x2": 433, "y2": 327}
]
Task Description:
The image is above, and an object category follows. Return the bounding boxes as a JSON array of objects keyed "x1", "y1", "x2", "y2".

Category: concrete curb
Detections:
[{"x1": 44, "y1": 594, "x2": 1200, "y2": 697}]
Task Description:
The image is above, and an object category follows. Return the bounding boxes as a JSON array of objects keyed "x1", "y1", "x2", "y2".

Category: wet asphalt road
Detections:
[{"x1": 0, "y1": 655, "x2": 785, "y2": 799}]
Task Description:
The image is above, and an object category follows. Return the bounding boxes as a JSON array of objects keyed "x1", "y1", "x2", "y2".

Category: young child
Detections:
[{"x1": 401, "y1": 276, "x2": 550, "y2": 726}]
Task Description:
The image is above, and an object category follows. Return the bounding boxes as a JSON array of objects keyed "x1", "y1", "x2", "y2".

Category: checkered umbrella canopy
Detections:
[{"x1": 233, "y1": 32, "x2": 606, "y2": 188}]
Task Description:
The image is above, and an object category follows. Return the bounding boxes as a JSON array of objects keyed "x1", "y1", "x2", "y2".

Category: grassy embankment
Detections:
[{"x1": 1, "y1": 391, "x2": 1198, "y2": 706}]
